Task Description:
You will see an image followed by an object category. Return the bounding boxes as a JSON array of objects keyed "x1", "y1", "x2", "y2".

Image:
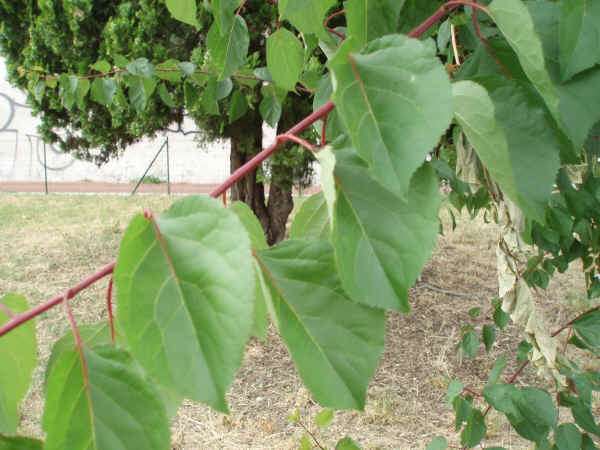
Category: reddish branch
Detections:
[
  {"x1": 0, "y1": 262, "x2": 115, "y2": 337},
  {"x1": 0, "y1": 0, "x2": 494, "y2": 341},
  {"x1": 408, "y1": 1, "x2": 490, "y2": 38},
  {"x1": 209, "y1": 100, "x2": 334, "y2": 198},
  {"x1": 63, "y1": 289, "x2": 91, "y2": 394},
  {"x1": 551, "y1": 305, "x2": 600, "y2": 337},
  {"x1": 471, "y1": 4, "x2": 513, "y2": 79}
]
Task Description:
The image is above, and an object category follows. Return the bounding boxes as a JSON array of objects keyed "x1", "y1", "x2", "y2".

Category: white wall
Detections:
[{"x1": 0, "y1": 60, "x2": 231, "y2": 184}]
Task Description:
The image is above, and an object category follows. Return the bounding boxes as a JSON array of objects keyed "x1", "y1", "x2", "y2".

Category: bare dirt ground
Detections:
[{"x1": 0, "y1": 193, "x2": 597, "y2": 449}]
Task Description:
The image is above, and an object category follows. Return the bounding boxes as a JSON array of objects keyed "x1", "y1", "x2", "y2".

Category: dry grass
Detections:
[{"x1": 0, "y1": 193, "x2": 597, "y2": 449}]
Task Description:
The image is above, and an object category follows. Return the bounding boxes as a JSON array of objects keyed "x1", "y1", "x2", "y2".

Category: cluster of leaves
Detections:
[{"x1": 2, "y1": 0, "x2": 600, "y2": 449}]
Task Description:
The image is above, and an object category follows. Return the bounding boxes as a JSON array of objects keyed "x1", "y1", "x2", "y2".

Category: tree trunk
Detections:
[{"x1": 227, "y1": 109, "x2": 292, "y2": 245}]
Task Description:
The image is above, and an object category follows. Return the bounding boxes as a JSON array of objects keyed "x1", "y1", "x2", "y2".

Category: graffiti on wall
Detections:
[{"x1": 0, "y1": 92, "x2": 74, "y2": 178}]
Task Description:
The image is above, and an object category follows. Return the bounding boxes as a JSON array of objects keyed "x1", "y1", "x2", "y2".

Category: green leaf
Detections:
[
  {"x1": 517, "y1": 340, "x2": 533, "y2": 364},
  {"x1": 229, "y1": 201, "x2": 268, "y2": 251},
  {"x1": 573, "y1": 309, "x2": 600, "y2": 348},
  {"x1": 555, "y1": 423, "x2": 582, "y2": 450},
  {"x1": 559, "y1": 1, "x2": 600, "y2": 82},
  {"x1": 91, "y1": 59, "x2": 111, "y2": 73},
  {"x1": 229, "y1": 200, "x2": 270, "y2": 340},
  {"x1": 461, "y1": 408, "x2": 486, "y2": 448},
  {"x1": 287, "y1": 408, "x2": 300, "y2": 423},
  {"x1": 582, "y1": 434, "x2": 598, "y2": 450},
  {"x1": 488, "y1": 356, "x2": 507, "y2": 386},
  {"x1": 211, "y1": 0, "x2": 243, "y2": 36},
  {"x1": 336, "y1": 436, "x2": 362, "y2": 450},
  {"x1": 437, "y1": 19, "x2": 451, "y2": 51},
  {"x1": 453, "y1": 396, "x2": 473, "y2": 431},
  {"x1": 483, "y1": 383, "x2": 523, "y2": 419},
  {"x1": 59, "y1": 74, "x2": 79, "y2": 110},
  {"x1": 571, "y1": 398, "x2": 600, "y2": 436},
  {"x1": 43, "y1": 345, "x2": 170, "y2": 450},
  {"x1": 482, "y1": 325, "x2": 496, "y2": 352},
  {"x1": 315, "y1": 409, "x2": 334, "y2": 429},
  {"x1": 489, "y1": 0, "x2": 559, "y2": 118},
  {"x1": 126, "y1": 57, "x2": 155, "y2": 78},
  {"x1": 184, "y1": 80, "x2": 201, "y2": 109},
  {"x1": 0, "y1": 435, "x2": 43, "y2": 450},
  {"x1": 300, "y1": 435, "x2": 312, "y2": 450},
  {"x1": 313, "y1": 73, "x2": 345, "y2": 142},
  {"x1": 459, "y1": 332, "x2": 479, "y2": 360},
  {"x1": 201, "y1": 76, "x2": 219, "y2": 115},
  {"x1": 207, "y1": 15, "x2": 249, "y2": 81},
  {"x1": 157, "y1": 82, "x2": 176, "y2": 107},
  {"x1": 289, "y1": 192, "x2": 331, "y2": 240},
  {"x1": 445, "y1": 380, "x2": 463, "y2": 407},
  {"x1": 344, "y1": 0, "x2": 405, "y2": 47},
  {"x1": 44, "y1": 322, "x2": 113, "y2": 387},
  {"x1": 216, "y1": 78, "x2": 233, "y2": 100},
  {"x1": 114, "y1": 196, "x2": 254, "y2": 412},
  {"x1": 177, "y1": 61, "x2": 196, "y2": 77},
  {"x1": 156, "y1": 59, "x2": 183, "y2": 82},
  {"x1": 250, "y1": 261, "x2": 270, "y2": 341},
  {"x1": 278, "y1": 0, "x2": 337, "y2": 43},
  {"x1": 90, "y1": 77, "x2": 117, "y2": 106},
  {"x1": 75, "y1": 78, "x2": 90, "y2": 108},
  {"x1": 452, "y1": 79, "x2": 560, "y2": 223},
  {"x1": 0, "y1": 295, "x2": 37, "y2": 435},
  {"x1": 397, "y1": 0, "x2": 446, "y2": 35},
  {"x1": 494, "y1": 306, "x2": 510, "y2": 330},
  {"x1": 426, "y1": 436, "x2": 447, "y2": 450},
  {"x1": 259, "y1": 94, "x2": 282, "y2": 128},
  {"x1": 509, "y1": 387, "x2": 556, "y2": 443},
  {"x1": 254, "y1": 239, "x2": 385, "y2": 410},
  {"x1": 229, "y1": 89, "x2": 248, "y2": 123},
  {"x1": 128, "y1": 77, "x2": 149, "y2": 112},
  {"x1": 468, "y1": 307, "x2": 481, "y2": 318},
  {"x1": 324, "y1": 138, "x2": 440, "y2": 311},
  {"x1": 165, "y1": 0, "x2": 199, "y2": 28},
  {"x1": 330, "y1": 34, "x2": 452, "y2": 199},
  {"x1": 267, "y1": 28, "x2": 304, "y2": 91}
]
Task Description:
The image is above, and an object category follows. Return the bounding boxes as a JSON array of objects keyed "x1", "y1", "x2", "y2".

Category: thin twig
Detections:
[
  {"x1": 235, "y1": 0, "x2": 248, "y2": 16},
  {"x1": 551, "y1": 305, "x2": 600, "y2": 337},
  {"x1": 472, "y1": 4, "x2": 513, "y2": 79},
  {"x1": 298, "y1": 421, "x2": 325, "y2": 450},
  {"x1": 63, "y1": 291, "x2": 90, "y2": 393},
  {"x1": 0, "y1": 261, "x2": 115, "y2": 337}
]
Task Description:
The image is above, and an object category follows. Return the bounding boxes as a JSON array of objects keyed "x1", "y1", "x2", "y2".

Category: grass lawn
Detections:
[{"x1": 0, "y1": 193, "x2": 597, "y2": 449}]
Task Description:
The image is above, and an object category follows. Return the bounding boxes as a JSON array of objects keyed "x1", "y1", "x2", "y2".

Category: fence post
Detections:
[
  {"x1": 166, "y1": 137, "x2": 171, "y2": 195},
  {"x1": 43, "y1": 142, "x2": 48, "y2": 195},
  {"x1": 131, "y1": 139, "x2": 168, "y2": 195}
]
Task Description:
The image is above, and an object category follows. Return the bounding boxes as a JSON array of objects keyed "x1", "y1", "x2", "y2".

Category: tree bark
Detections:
[{"x1": 228, "y1": 109, "x2": 292, "y2": 245}]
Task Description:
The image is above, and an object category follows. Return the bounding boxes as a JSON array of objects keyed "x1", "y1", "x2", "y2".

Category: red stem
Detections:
[
  {"x1": 551, "y1": 305, "x2": 600, "y2": 337},
  {"x1": 106, "y1": 277, "x2": 115, "y2": 343},
  {"x1": 327, "y1": 28, "x2": 346, "y2": 40},
  {"x1": 63, "y1": 291, "x2": 90, "y2": 392},
  {"x1": 235, "y1": 0, "x2": 248, "y2": 16},
  {"x1": 209, "y1": 100, "x2": 335, "y2": 198},
  {"x1": 408, "y1": 1, "x2": 490, "y2": 39},
  {"x1": 0, "y1": 262, "x2": 115, "y2": 337},
  {"x1": 324, "y1": 9, "x2": 345, "y2": 28},
  {"x1": 1, "y1": 0, "x2": 469, "y2": 337},
  {"x1": 0, "y1": 301, "x2": 16, "y2": 318},
  {"x1": 472, "y1": 5, "x2": 513, "y2": 79}
]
